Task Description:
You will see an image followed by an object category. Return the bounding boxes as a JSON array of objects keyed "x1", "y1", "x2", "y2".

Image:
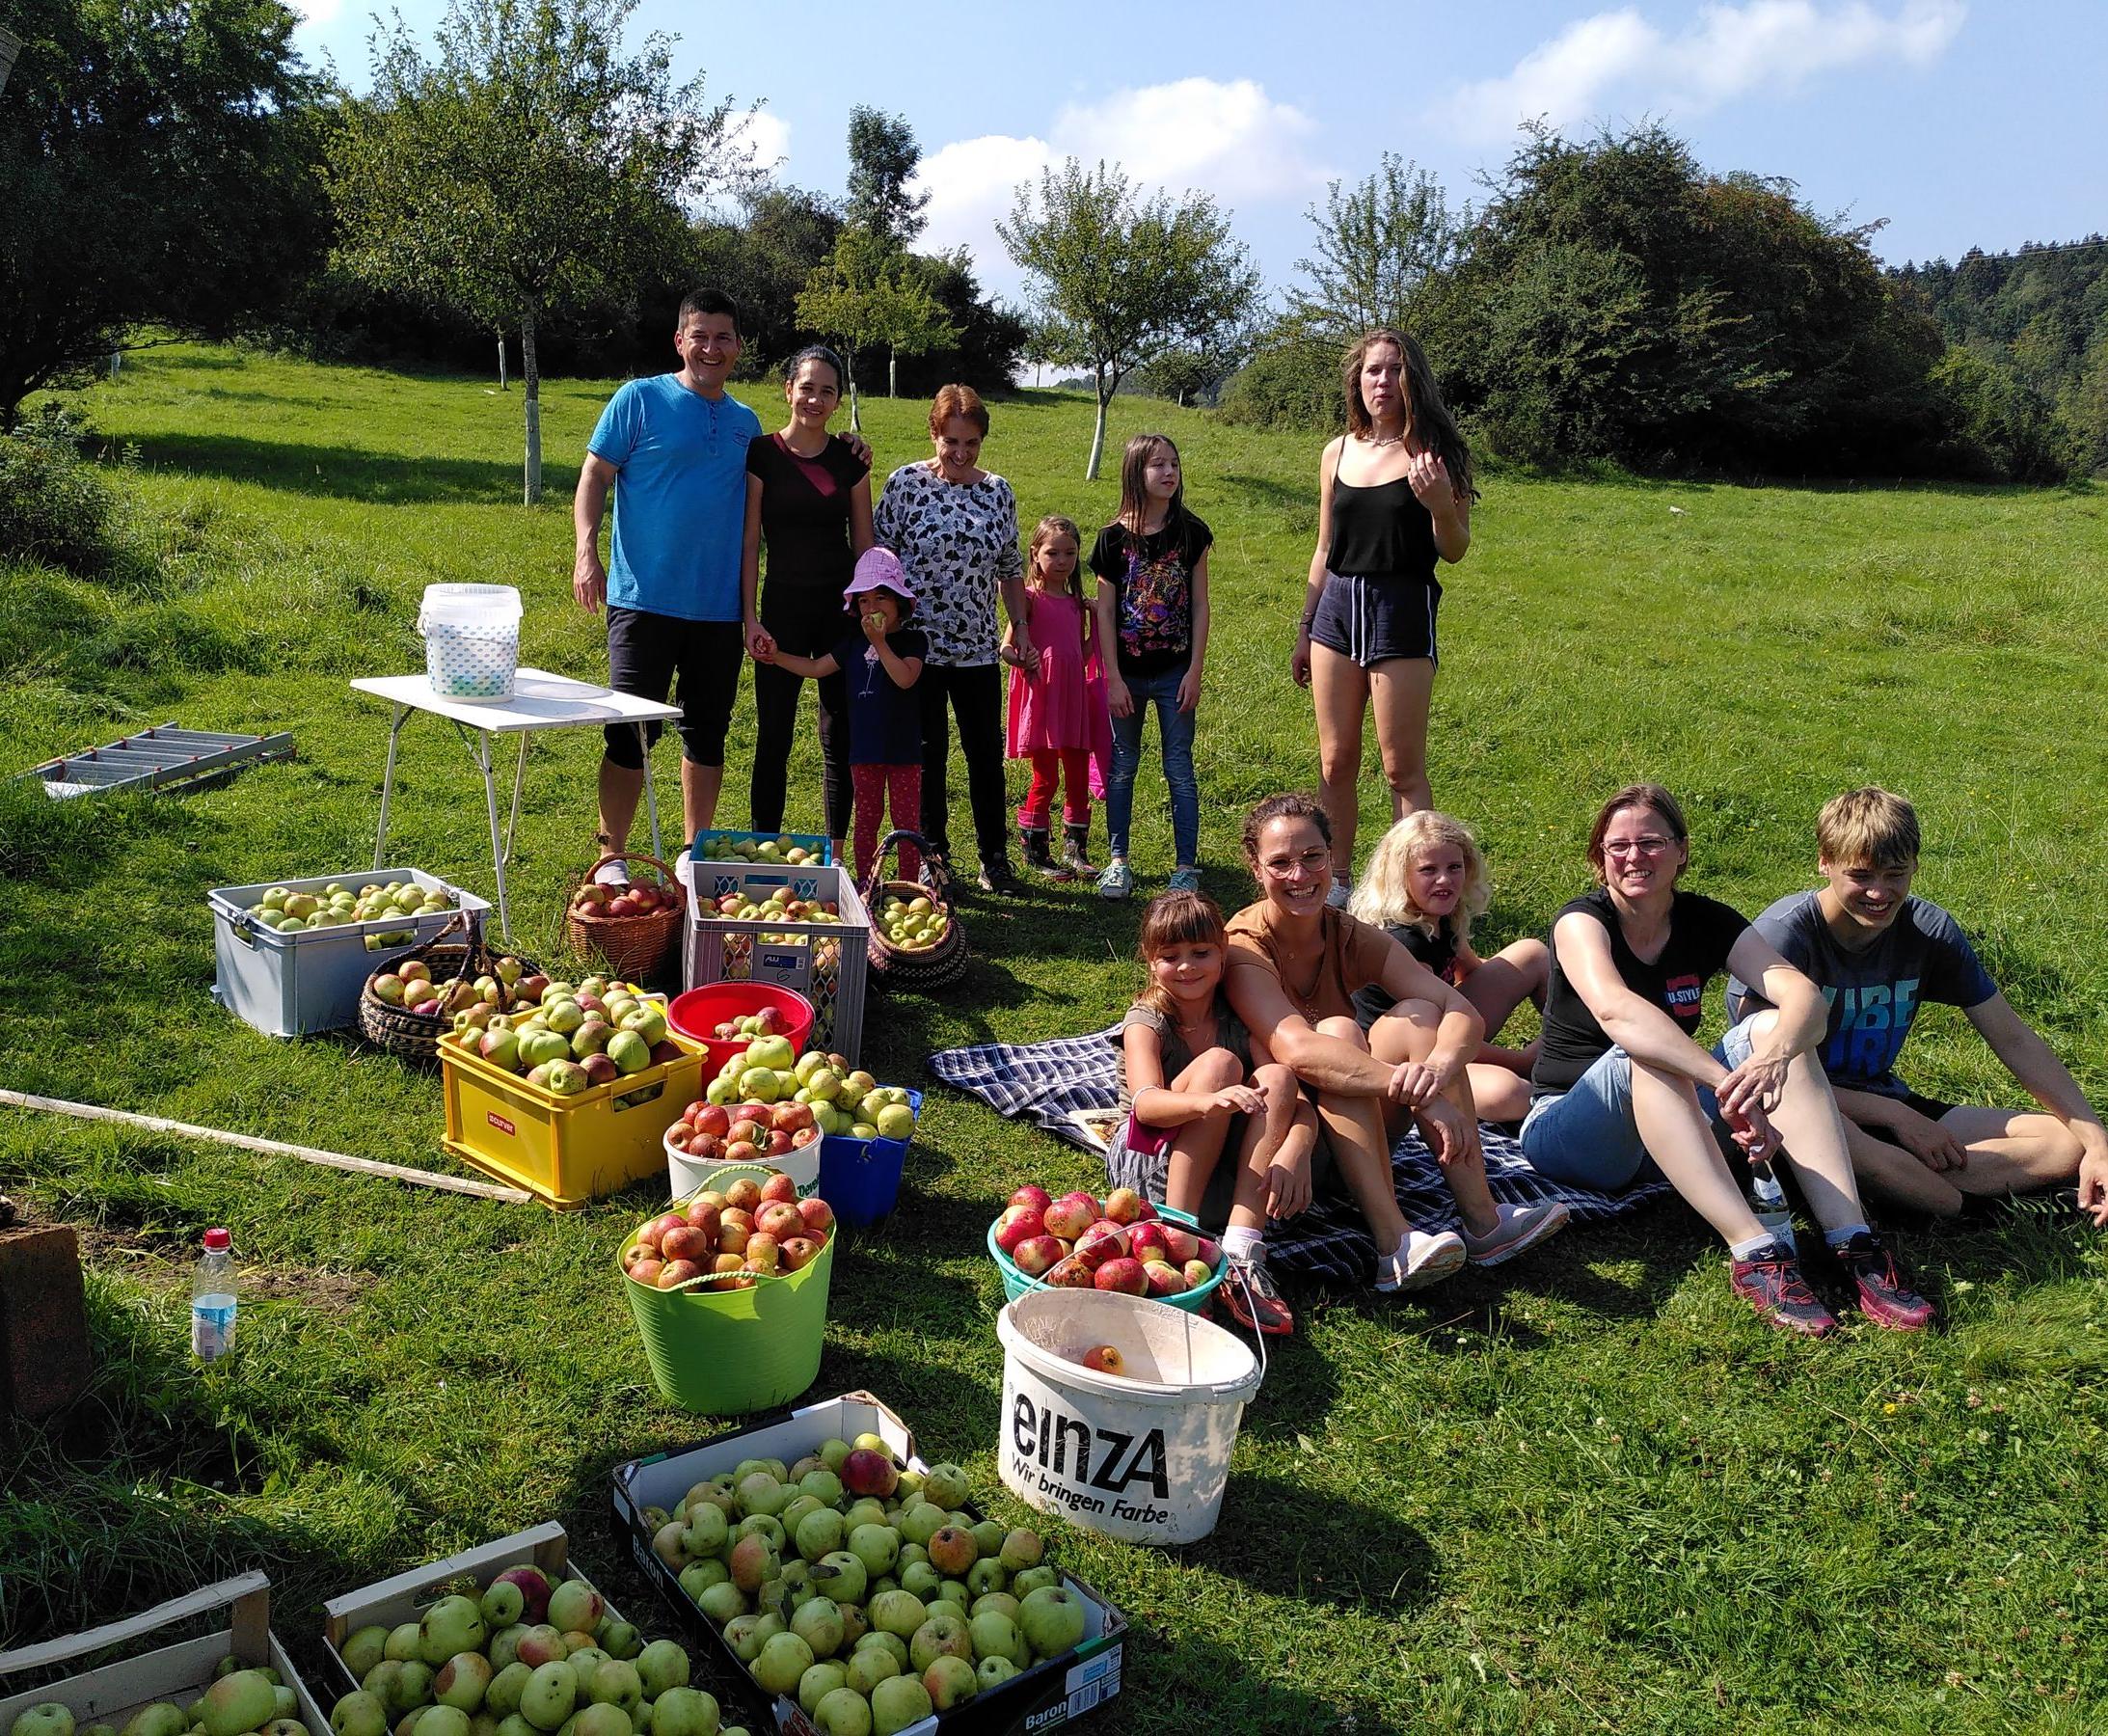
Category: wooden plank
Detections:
[{"x1": 0, "y1": 1091, "x2": 532, "y2": 1206}]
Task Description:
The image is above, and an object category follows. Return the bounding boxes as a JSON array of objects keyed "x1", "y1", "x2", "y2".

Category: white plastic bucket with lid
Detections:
[
  {"x1": 996, "y1": 1285, "x2": 1263, "y2": 1545},
  {"x1": 419, "y1": 583, "x2": 522, "y2": 703}
]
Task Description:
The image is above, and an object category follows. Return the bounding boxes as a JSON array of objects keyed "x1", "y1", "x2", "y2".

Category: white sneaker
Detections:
[
  {"x1": 674, "y1": 854, "x2": 695, "y2": 891},
  {"x1": 1325, "y1": 877, "x2": 1352, "y2": 909},
  {"x1": 1375, "y1": 1229, "x2": 1466, "y2": 1292},
  {"x1": 593, "y1": 858, "x2": 632, "y2": 886}
]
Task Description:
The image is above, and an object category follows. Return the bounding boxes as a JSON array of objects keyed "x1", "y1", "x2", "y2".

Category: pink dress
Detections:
[{"x1": 1006, "y1": 588, "x2": 1113, "y2": 794}]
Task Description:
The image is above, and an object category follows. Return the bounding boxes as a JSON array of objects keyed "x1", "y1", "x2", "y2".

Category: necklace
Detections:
[{"x1": 1275, "y1": 924, "x2": 1330, "y2": 1016}]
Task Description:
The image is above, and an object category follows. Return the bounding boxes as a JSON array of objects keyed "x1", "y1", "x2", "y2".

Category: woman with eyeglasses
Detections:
[
  {"x1": 1524, "y1": 783, "x2": 1933, "y2": 1337},
  {"x1": 1222, "y1": 793, "x2": 1569, "y2": 1291}
]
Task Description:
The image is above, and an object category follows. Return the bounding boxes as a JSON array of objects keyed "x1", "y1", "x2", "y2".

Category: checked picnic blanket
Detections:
[{"x1": 927, "y1": 1025, "x2": 1674, "y2": 1285}]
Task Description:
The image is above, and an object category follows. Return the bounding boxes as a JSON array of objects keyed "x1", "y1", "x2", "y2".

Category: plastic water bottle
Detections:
[
  {"x1": 1749, "y1": 1163, "x2": 1797, "y2": 1254},
  {"x1": 191, "y1": 1228, "x2": 237, "y2": 1362}
]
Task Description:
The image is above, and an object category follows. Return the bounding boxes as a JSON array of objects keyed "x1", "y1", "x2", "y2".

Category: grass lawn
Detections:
[{"x1": 4, "y1": 346, "x2": 2107, "y2": 1733}]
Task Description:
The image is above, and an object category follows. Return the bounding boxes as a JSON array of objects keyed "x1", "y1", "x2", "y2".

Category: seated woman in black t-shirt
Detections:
[
  {"x1": 1350, "y1": 810, "x2": 1549, "y2": 1124},
  {"x1": 1522, "y1": 784, "x2": 1932, "y2": 1339}
]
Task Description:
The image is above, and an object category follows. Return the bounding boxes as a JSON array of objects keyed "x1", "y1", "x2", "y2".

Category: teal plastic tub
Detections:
[{"x1": 986, "y1": 1201, "x2": 1225, "y2": 1314}]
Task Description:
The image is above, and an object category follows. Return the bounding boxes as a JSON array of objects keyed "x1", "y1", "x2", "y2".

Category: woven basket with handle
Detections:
[
  {"x1": 567, "y1": 851, "x2": 686, "y2": 980},
  {"x1": 357, "y1": 912, "x2": 540, "y2": 1062},
  {"x1": 861, "y1": 830, "x2": 968, "y2": 992}
]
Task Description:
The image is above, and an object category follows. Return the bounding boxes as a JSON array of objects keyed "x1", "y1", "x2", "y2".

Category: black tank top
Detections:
[{"x1": 1327, "y1": 449, "x2": 1438, "y2": 584}]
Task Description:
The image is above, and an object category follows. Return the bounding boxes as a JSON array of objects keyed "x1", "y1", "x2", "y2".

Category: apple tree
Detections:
[
  {"x1": 998, "y1": 159, "x2": 1259, "y2": 478},
  {"x1": 796, "y1": 228, "x2": 957, "y2": 428},
  {"x1": 324, "y1": 0, "x2": 750, "y2": 502}
]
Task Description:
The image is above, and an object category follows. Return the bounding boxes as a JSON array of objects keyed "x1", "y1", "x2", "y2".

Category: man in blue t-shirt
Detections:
[
  {"x1": 1729, "y1": 788, "x2": 2106, "y2": 1223},
  {"x1": 573, "y1": 288, "x2": 762, "y2": 868}
]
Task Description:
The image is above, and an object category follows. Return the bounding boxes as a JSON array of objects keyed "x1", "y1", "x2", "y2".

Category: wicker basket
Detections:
[
  {"x1": 358, "y1": 913, "x2": 538, "y2": 1063},
  {"x1": 862, "y1": 830, "x2": 968, "y2": 992},
  {"x1": 567, "y1": 852, "x2": 686, "y2": 980}
]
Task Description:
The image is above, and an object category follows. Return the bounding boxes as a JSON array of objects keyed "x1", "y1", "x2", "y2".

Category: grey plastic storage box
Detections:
[
  {"x1": 209, "y1": 867, "x2": 489, "y2": 1038},
  {"x1": 682, "y1": 860, "x2": 870, "y2": 1064}
]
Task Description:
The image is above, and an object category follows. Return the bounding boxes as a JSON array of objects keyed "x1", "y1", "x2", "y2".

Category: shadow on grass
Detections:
[
  {"x1": 1197, "y1": 1469, "x2": 1438, "y2": 1613},
  {"x1": 128, "y1": 432, "x2": 567, "y2": 505},
  {"x1": 1221, "y1": 472, "x2": 1318, "y2": 528}
]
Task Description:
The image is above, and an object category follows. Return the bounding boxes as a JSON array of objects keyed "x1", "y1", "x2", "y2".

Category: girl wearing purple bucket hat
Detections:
[{"x1": 751, "y1": 546, "x2": 927, "y2": 882}]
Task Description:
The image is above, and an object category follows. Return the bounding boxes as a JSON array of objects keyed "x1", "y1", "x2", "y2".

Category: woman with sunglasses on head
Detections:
[{"x1": 1524, "y1": 784, "x2": 1933, "y2": 1337}]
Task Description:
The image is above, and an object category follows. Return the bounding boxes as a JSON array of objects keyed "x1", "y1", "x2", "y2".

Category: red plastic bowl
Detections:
[{"x1": 668, "y1": 982, "x2": 816, "y2": 1079}]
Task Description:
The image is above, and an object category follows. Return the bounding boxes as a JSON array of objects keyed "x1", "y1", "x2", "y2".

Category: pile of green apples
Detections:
[
  {"x1": 705, "y1": 1046, "x2": 918, "y2": 1142},
  {"x1": 706, "y1": 837, "x2": 821, "y2": 867},
  {"x1": 8, "y1": 1660, "x2": 306, "y2": 1736},
  {"x1": 650, "y1": 1436, "x2": 1088, "y2": 1733},
  {"x1": 244, "y1": 880, "x2": 456, "y2": 948},
  {"x1": 437, "y1": 970, "x2": 684, "y2": 1098},
  {"x1": 875, "y1": 895, "x2": 948, "y2": 954},
  {"x1": 327, "y1": 1568, "x2": 745, "y2": 1736}
]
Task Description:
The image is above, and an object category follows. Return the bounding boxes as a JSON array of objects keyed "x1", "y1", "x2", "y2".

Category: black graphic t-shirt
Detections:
[
  {"x1": 1089, "y1": 513, "x2": 1213, "y2": 678},
  {"x1": 1533, "y1": 888, "x2": 1750, "y2": 1096},
  {"x1": 1353, "y1": 916, "x2": 1460, "y2": 1029}
]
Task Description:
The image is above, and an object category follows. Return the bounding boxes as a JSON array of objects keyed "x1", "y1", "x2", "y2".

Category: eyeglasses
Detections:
[
  {"x1": 1259, "y1": 848, "x2": 1332, "y2": 880},
  {"x1": 1603, "y1": 837, "x2": 1676, "y2": 858}
]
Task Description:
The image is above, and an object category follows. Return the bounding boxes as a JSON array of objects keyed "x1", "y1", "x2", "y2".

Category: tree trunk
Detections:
[
  {"x1": 847, "y1": 350, "x2": 862, "y2": 433},
  {"x1": 498, "y1": 335, "x2": 508, "y2": 391},
  {"x1": 522, "y1": 312, "x2": 542, "y2": 505},
  {"x1": 1085, "y1": 364, "x2": 1110, "y2": 480},
  {"x1": 887, "y1": 347, "x2": 896, "y2": 398}
]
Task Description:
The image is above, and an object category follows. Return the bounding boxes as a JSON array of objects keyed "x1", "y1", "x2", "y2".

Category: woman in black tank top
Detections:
[{"x1": 1292, "y1": 328, "x2": 1477, "y2": 905}]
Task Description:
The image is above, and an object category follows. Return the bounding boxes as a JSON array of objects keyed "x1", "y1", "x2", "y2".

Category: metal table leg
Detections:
[
  {"x1": 638, "y1": 720, "x2": 663, "y2": 860},
  {"x1": 374, "y1": 704, "x2": 410, "y2": 869},
  {"x1": 475, "y1": 730, "x2": 511, "y2": 941},
  {"x1": 503, "y1": 731, "x2": 528, "y2": 868}
]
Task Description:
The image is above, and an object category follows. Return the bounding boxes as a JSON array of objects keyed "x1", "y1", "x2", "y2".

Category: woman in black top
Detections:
[
  {"x1": 1523, "y1": 784, "x2": 1932, "y2": 1337},
  {"x1": 741, "y1": 345, "x2": 874, "y2": 862},
  {"x1": 1292, "y1": 328, "x2": 1475, "y2": 907}
]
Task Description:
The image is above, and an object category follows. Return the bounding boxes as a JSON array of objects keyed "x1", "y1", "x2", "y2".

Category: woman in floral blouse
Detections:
[{"x1": 873, "y1": 383, "x2": 1034, "y2": 892}]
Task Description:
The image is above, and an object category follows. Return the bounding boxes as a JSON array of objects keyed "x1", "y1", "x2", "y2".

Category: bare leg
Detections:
[
  {"x1": 1225, "y1": 1063, "x2": 1317, "y2": 1233},
  {"x1": 1160, "y1": 1048, "x2": 1246, "y2": 1221},
  {"x1": 1310, "y1": 643, "x2": 1370, "y2": 882},
  {"x1": 1305, "y1": 1017, "x2": 1408, "y2": 1256},
  {"x1": 1459, "y1": 939, "x2": 1550, "y2": 1036},
  {"x1": 680, "y1": 758, "x2": 722, "y2": 847},
  {"x1": 1756, "y1": 1046, "x2": 1878, "y2": 1234},
  {"x1": 1629, "y1": 1059, "x2": 1766, "y2": 1245},
  {"x1": 1466, "y1": 1061, "x2": 1533, "y2": 1125},
  {"x1": 1366, "y1": 656, "x2": 1435, "y2": 818},
  {"x1": 1846, "y1": 1118, "x2": 1966, "y2": 1217},
  {"x1": 1348, "y1": 1009, "x2": 1498, "y2": 1236},
  {"x1": 1938, "y1": 1105, "x2": 2086, "y2": 1197},
  {"x1": 597, "y1": 757, "x2": 644, "y2": 854}
]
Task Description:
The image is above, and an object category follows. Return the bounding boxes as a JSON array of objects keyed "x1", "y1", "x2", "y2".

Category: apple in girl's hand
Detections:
[
  {"x1": 1008, "y1": 1183, "x2": 1053, "y2": 1216},
  {"x1": 1102, "y1": 1187, "x2": 1146, "y2": 1225},
  {"x1": 1012, "y1": 1234, "x2": 1066, "y2": 1277},
  {"x1": 993, "y1": 1205, "x2": 1045, "y2": 1254},
  {"x1": 1042, "y1": 1193, "x2": 1098, "y2": 1240}
]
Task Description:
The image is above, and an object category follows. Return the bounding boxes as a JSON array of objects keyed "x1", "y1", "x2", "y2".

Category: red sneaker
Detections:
[
  {"x1": 1833, "y1": 1232, "x2": 1935, "y2": 1332},
  {"x1": 1223, "y1": 1256, "x2": 1294, "y2": 1336},
  {"x1": 1728, "y1": 1242, "x2": 1838, "y2": 1337}
]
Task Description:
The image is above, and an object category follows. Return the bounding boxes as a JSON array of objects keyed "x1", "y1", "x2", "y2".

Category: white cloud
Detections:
[
  {"x1": 289, "y1": 0, "x2": 342, "y2": 26},
  {"x1": 1446, "y1": 0, "x2": 1965, "y2": 142},
  {"x1": 732, "y1": 109, "x2": 791, "y2": 176},
  {"x1": 912, "y1": 76, "x2": 1327, "y2": 293}
]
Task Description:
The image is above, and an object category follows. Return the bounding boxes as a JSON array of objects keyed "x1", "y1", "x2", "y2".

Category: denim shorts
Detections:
[{"x1": 1520, "y1": 1017, "x2": 1761, "y2": 1191}]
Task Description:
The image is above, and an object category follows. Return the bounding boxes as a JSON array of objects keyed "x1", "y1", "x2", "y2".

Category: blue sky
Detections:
[{"x1": 292, "y1": 0, "x2": 2107, "y2": 303}]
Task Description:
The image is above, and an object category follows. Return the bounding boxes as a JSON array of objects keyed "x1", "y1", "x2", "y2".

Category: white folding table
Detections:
[{"x1": 350, "y1": 668, "x2": 681, "y2": 940}]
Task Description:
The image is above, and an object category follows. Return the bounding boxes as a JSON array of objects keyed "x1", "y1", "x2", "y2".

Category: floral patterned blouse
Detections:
[{"x1": 872, "y1": 461, "x2": 1022, "y2": 668}]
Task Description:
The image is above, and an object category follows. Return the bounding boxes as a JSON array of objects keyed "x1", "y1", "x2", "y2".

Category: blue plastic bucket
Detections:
[{"x1": 816, "y1": 1088, "x2": 922, "y2": 1227}]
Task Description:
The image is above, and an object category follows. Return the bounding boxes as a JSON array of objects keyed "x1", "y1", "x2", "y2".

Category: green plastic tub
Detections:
[{"x1": 620, "y1": 1163, "x2": 835, "y2": 1414}]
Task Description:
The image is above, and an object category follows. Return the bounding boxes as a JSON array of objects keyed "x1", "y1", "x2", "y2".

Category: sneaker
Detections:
[
  {"x1": 1223, "y1": 1255, "x2": 1294, "y2": 1336},
  {"x1": 1325, "y1": 876, "x2": 1352, "y2": 909},
  {"x1": 1833, "y1": 1231, "x2": 1935, "y2": 1331},
  {"x1": 674, "y1": 854, "x2": 695, "y2": 891},
  {"x1": 1376, "y1": 1229, "x2": 1466, "y2": 1292},
  {"x1": 1461, "y1": 1199, "x2": 1571, "y2": 1266},
  {"x1": 977, "y1": 856, "x2": 1024, "y2": 894},
  {"x1": 1167, "y1": 866, "x2": 1203, "y2": 893},
  {"x1": 593, "y1": 858, "x2": 632, "y2": 886},
  {"x1": 1728, "y1": 1241, "x2": 1838, "y2": 1336},
  {"x1": 1095, "y1": 859, "x2": 1133, "y2": 900}
]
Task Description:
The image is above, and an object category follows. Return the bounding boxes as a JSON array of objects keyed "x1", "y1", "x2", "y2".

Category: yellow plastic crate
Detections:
[{"x1": 440, "y1": 1033, "x2": 703, "y2": 1208}]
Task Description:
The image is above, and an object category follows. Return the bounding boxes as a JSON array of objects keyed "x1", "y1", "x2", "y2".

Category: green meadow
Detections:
[{"x1": 3, "y1": 346, "x2": 2105, "y2": 1732}]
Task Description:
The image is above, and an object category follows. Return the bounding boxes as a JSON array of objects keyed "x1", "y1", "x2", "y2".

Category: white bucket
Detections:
[
  {"x1": 665, "y1": 1127, "x2": 823, "y2": 1201},
  {"x1": 419, "y1": 583, "x2": 522, "y2": 704},
  {"x1": 995, "y1": 1286, "x2": 1262, "y2": 1545}
]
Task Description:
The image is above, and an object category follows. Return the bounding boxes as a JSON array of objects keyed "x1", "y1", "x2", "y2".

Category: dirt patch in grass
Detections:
[{"x1": 72, "y1": 1221, "x2": 376, "y2": 1311}]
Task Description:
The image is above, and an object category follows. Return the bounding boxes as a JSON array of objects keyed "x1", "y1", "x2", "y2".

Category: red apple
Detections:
[
  {"x1": 1160, "y1": 1225, "x2": 1199, "y2": 1264},
  {"x1": 797, "y1": 1197, "x2": 835, "y2": 1235},
  {"x1": 1043, "y1": 1255, "x2": 1096, "y2": 1288},
  {"x1": 1012, "y1": 1234, "x2": 1066, "y2": 1277},
  {"x1": 725, "y1": 1178, "x2": 763, "y2": 1211},
  {"x1": 1196, "y1": 1237, "x2": 1222, "y2": 1266},
  {"x1": 779, "y1": 1235, "x2": 821, "y2": 1272},
  {"x1": 841, "y1": 1448, "x2": 899, "y2": 1498},
  {"x1": 790, "y1": 1126, "x2": 820, "y2": 1148},
  {"x1": 761, "y1": 1171, "x2": 799, "y2": 1203},
  {"x1": 657, "y1": 1259, "x2": 703, "y2": 1288},
  {"x1": 726, "y1": 1119, "x2": 765, "y2": 1152},
  {"x1": 681, "y1": 1099, "x2": 710, "y2": 1123},
  {"x1": 1080, "y1": 1343, "x2": 1125, "y2": 1375},
  {"x1": 773, "y1": 1102, "x2": 815, "y2": 1133},
  {"x1": 620, "y1": 1242, "x2": 654, "y2": 1273},
  {"x1": 685, "y1": 1202, "x2": 722, "y2": 1241},
  {"x1": 1073, "y1": 1223, "x2": 1129, "y2": 1270},
  {"x1": 1134, "y1": 1198, "x2": 1160, "y2": 1221},
  {"x1": 1008, "y1": 1183, "x2": 1053, "y2": 1216},
  {"x1": 689, "y1": 1133, "x2": 724, "y2": 1162},
  {"x1": 492, "y1": 1566, "x2": 554, "y2": 1625},
  {"x1": 640, "y1": 1212, "x2": 683, "y2": 1253},
  {"x1": 607, "y1": 896, "x2": 639, "y2": 918},
  {"x1": 693, "y1": 1104, "x2": 731, "y2": 1138},
  {"x1": 1128, "y1": 1222, "x2": 1173, "y2": 1263},
  {"x1": 1102, "y1": 1187, "x2": 1146, "y2": 1226},
  {"x1": 993, "y1": 1205, "x2": 1046, "y2": 1254},
  {"x1": 628, "y1": 1257, "x2": 665, "y2": 1287},
  {"x1": 1094, "y1": 1257, "x2": 1149, "y2": 1296},
  {"x1": 765, "y1": 1127, "x2": 794, "y2": 1155},
  {"x1": 1042, "y1": 1192, "x2": 1099, "y2": 1241},
  {"x1": 662, "y1": 1224, "x2": 709, "y2": 1263},
  {"x1": 757, "y1": 1201, "x2": 802, "y2": 1240},
  {"x1": 650, "y1": 1040, "x2": 682, "y2": 1065},
  {"x1": 581, "y1": 1053, "x2": 618, "y2": 1086},
  {"x1": 1144, "y1": 1261, "x2": 1189, "y2": 1297}
]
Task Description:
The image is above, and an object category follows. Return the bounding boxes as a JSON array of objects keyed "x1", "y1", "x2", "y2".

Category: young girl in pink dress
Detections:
[{"x1": 1004, "y1": 515, "x2": 1110, "y2": 881}]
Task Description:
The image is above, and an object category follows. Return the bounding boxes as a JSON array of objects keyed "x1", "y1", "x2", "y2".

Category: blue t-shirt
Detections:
[
  {"x1": 1726, "y1": 891, "x2": 1998, "y2": 1096},
  {"x1": 587, "y1": 375, "x2": 760, "y2": 622},
  {"x1": 834, "y1": 628, "x2": 926, "y2": 766}
]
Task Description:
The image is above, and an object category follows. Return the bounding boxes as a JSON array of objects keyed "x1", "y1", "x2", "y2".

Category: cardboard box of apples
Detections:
[
  {"x1": 610, "y1": 1393, "x2": 1126, "y2": 1736},
  {"x1": 987, "y1": 1186, "x2": 1226, "y2": 1311}
]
